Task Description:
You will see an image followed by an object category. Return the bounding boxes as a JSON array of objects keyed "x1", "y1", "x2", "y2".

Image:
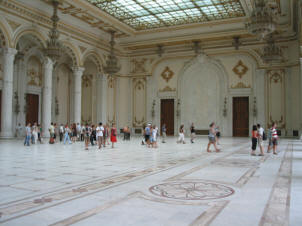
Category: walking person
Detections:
[
  {"x1": 161, "y1": 123, "x2": 167, "y2": 143},
  {"x1": 110, "y1": 123, "x2": 117, "y2": 148},
  {"x1": 59, "y1": 124, "x2": 64, "y2": 142},
  {"x1": 24, "y1": 123, "x2": 31, "y2": 146},
  {"x1": 84, "y1": 124, "x2": 90, "y2": 150},
  {"x1": 145, "y1": 124, "x2": 151, "y2": 148},
  {"x1": 206, "y1": 122, "x2": 220, "y2": 152},
  {"x1": 257, "y1": 124, "x2": 265, "y2": 156},
  {"x1": 215, "y1": 126, "x2": 221, "y2": 145},
  {"x1": 96, "y1": 122, "x2": 104, "y2": 150},
  {"x1": 177, "y1": 125, "x2": 186, "y2": 144},
  {"x1": 251, "y1": 125, "x2": 258, "y2": 156},
  {"x1": 63, "y1": 125, "x2": 72, "y2": 144},
  {"x1": 190, "y1": 123, "x2": 195, "y2": 143},
  {"x1": 151, "y1": 125, "x2": 158, "y2": 148},
  {"x1": 271, "y1": 122, "x2": 278, "y2": 155}
]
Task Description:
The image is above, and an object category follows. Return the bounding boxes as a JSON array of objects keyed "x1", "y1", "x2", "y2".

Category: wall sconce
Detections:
[
  {"x1": 176, "y1": 99, "x2": 181, "y2": 117},
  {"x1": 55, "y1": 97, "x2": 59, "y2": 116},
  {"x1": 223, "y1": 97, "x2": 227, "y2": 117},
  {"x1": 253, "y1": 97, "x2": 257, "y2": 117},
  {"x1": 151, "y1": 100, "x2": 155, "y2": 118},
  {"x1": 14, "y1": 92, "x2": 20, "y2": 114}
]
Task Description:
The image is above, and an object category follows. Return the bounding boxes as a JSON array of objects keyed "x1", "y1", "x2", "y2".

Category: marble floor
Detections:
[{"x1": 0, "y1": 136, "x2": 301, "y2": 226}]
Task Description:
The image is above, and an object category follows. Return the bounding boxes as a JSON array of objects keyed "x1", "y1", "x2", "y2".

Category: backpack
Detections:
[{"x1": 262, "y1": 132, "x2": 267, "y2": 141}]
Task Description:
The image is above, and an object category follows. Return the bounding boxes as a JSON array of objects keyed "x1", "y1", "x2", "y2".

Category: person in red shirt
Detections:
[{"x1": 110, "y1": 123, "x2": 117, "y2": 148}]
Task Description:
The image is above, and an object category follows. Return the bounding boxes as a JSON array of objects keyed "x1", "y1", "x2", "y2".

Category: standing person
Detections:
[
  {"x1": 96, "y1": 122, "x2": 104, "y2": 150},
  {"x1": 271, "y1": 122, "x2": 278, "y2": 155},
  {"x1": 49, "y1": 122, "x2": 55, "y2": 139},
  {"x1": 161, "y1": 123, "x2": 167, "y2": 143},
  {"x1": 81, "y1": 124, "x2": 85, "y2": 141},
  {"x1": 206, "y1": 122, "x2": 220, "y2": 152},
  {"x1": 190, "y1": 123, "x2": 195, "y2": 143},
  {"x1": 63, "y1": 125, "x2": 72, "y2": 144},
  {"x1": 84, "y1": 124, "x2": 90, "y2": 150},
  {"x1": 251, "y1": 125, "x2": 258, "y2": 156},
  {"x1": 90, "y1": 125, "x2": 96, "y2": 146},
  {"x1": 24, "y1": 123, "x2": 31, "y2": 146},
  {"x1": 59, "y1": 124, "x2": 64, "y2": 142},
  {"x1": 141, "y1": 124, "x2": 146, "y2": 145},
  {"x1": 151, "y1": 125, "x2": 158, "y2": 148},
  {"x1": 105, "y1": 124, "x2": 110, "y2": 145},
  {"x1": 76, "y1": 123, "x2": 81, "y2": 141},
  {"x1": 37, "y1": 124, "x2": 42, "y2": 144},
  {"x1": 177, "y1": 125, "x2": 186, "y2": 144},
  {"x1": 103, "y1": 124, "x2": 109, "y2": 147},
  {"x1": 145, "y1": 124, "x2": 151, "y2": 147},
  {"x1": 257, "y1": 124, "x2": 265, "y2": 156},
  {"x1": 31, "y1": 123, "x2": 37, "y2": 144},
  {"x1": 267, "y1": 126, "x2": 273, "y2": 153},
  {"x1": 110, "y1": 123, "x2": 117, "y2": 148}
]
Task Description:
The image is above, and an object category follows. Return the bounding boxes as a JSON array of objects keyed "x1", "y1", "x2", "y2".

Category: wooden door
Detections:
[
  {"x1": 161, "y1": 99, "x2": 174, "y2": 135},
  {"x1": 233, "y1": 97, "x2": 249, "y2": 137},
  {"x1": 26, "y1": 94, "x2": 39, "y2": 125}
]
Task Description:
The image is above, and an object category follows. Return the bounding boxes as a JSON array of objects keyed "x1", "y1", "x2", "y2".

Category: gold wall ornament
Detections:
[
  {"x1": 232, "y1": 60, "x2": 248, "y2": 78},
  {"x1": 27, "y1": 68, "x2": 42, "y2": 86},
  {"x1": 108, "y1": 76, "x2": 116, "y2": 89},
  {"x1": 82, "y1": 74, "x2": 92, "y2": 87},
  {"x1": 269, "y1": 71, "x2": 282, "y2": 83},
  {"x1": 131, "y1": 58, "x2": 147, "y2": 73},
  {"x1": 159, "y1": 86, "x2": 176, "y2": 92},
  {"x1": 133, "y1": 117, "x2": 145, "y2": 127},
  {"x1": 231, "y1": 82, "x2": 251, "y2": 89},
  {"x1": 161, "y1": 66, "x2": 174, "y2": 83}
]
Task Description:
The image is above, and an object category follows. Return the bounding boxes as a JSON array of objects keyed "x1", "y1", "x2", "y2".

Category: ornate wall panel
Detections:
[
  {"x1": 132, "y1": 78, "x2": 146, "y2": 127},
  {"x1": 107, "y1": 76, "x2": 116, "y2": 125},
  {"x1": 56, "y1": 64, "x2": 71, "y2": 125},
  {"x1": 27, "y1": 56, "x2": 42, "y2": 87},
  {"x1": 81, "y1": 74, "x2": 92, "y2": 124},
  {"x1": 267, "y1": 69, "x2": 286, "y2": 128}
]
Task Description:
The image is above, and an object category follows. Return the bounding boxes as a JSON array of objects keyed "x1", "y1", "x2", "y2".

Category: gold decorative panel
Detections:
[
  {"x1": 82, "y1": 74, "x2": 92, "y2": 87},
  {"x1": 131, "y1": 59, "x2": 147, "y2": 74},
  {"x1": 231, "y1": 82, "x2": 251, "y2": 89},
  {"x1": 159, "y1": 86, "x2": 176, "y2": 92},
  {"x1": 132, "y1": 78, "x2": 146, "y2": 127},
  {"x1": 267, "y1": 70, "x2": 285, "y2": 128},
  {"x1": 27, "y1": 56, "x2": 42, "y2": 87},
  {"x1": 232, "y1": 60, "x2": 248, "y2": 79},
  {"x1": 161, "y1": 66, "x2": 174, "y2": 83}
]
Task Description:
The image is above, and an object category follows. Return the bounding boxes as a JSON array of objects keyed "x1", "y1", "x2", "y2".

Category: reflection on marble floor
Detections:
[{"x1": 0, "y1": 137, "x2": 300, "y2": 225}]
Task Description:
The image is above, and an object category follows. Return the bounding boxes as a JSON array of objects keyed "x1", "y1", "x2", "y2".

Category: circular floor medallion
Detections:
[{"x1": 149, "y1": 182, "x2": 234, "y2": 200}]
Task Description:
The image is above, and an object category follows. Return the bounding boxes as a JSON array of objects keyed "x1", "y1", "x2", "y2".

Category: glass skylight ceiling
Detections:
[{"x1": 87, "y1": 0, "x2": 245, "y2": 30}]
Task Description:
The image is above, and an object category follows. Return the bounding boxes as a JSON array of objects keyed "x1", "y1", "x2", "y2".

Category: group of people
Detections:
[
  {"x1": 24, "y1": 123, "x2": 43, "y2": 146},
  {"x1": 251, "y1": 122, "x2": 278, "y2": 156},
  {"x1": 142, "y1": 123, "x2": 159, "y2": 148}
]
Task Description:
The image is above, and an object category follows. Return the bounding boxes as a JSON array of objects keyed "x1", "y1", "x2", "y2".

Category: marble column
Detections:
[
  {"x1": 0, "y1": 48, "x2": 17, "y2": 138},
  {"x1": 73, "y1": 67, "x2": 84, "y2": 124},
  {"x1": 101, "y1": 75, "x2": 107, "y2": 124},
  {"x1": 42, "y1": 57, "x2": 54, "y2": 137},
  {"x1": 300, "y1": 58, "x2": 302, "y2": 134}
]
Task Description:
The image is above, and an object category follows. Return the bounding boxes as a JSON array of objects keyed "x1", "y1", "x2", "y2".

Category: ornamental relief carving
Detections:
[
  {"x1": 161, "y1": 66, "x2": 174, "y2": 82},
  {"x1": 231, "y1": 82, "x2": 251, "y2": 89},
  {"x1": 232, "y1": 60, "x2": 248, "y2": 79},
  {"x1": 27, "y1": 68, "x2": 42, "y2": 87},
  {"x1": 82, "y1": 74, "x2": 92, "y2": 88},
  {"x1": 159, "y1": 86, "x2": 176, "y2": 92},
  {"x1": 131, "y1": 58, "x2": 147, "y2": 74}
]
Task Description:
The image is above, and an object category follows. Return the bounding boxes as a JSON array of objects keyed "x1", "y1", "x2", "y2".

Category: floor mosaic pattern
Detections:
[{"x1": 0, "y1": 137, "x2": 300, "y2": 225}]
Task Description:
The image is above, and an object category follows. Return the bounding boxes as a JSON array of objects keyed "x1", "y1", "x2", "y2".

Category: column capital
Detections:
[
  {"x1": 43, "y1": 57, "x2": 54, "y2": 70},
  {"x1": 2, "y1": 47, "x2": 17, "y2": 56},
  {"x1": 73, "y1": 67, "x2": 85, "y2": 77}
]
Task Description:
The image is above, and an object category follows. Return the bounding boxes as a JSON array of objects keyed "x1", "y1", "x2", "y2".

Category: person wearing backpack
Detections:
[{"x1": 257, "y1": 124, "x2": 264, "y2": 156}]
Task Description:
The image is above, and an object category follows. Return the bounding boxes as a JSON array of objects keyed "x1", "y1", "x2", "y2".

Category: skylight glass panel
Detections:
[{"x1": 86, "y1": 0, "x2": 245, "y2": 30}]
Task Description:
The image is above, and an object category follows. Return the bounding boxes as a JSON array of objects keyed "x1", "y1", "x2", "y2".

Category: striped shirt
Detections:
[{"x1": 271, "y1": 127, "x2": 278, "y2": 138}]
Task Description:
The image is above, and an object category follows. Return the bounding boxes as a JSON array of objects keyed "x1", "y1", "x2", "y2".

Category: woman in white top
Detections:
[
  {"x1": 177, "y1": 125, "x2": 185, "y2": 144},
  {"x1": 151, "y1": 125, "x2": 158, "y2": 148}
]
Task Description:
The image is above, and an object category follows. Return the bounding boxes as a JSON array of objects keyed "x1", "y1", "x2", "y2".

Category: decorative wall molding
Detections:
[
  {"x1": 231, "y1": 82, "x2": 251, "y2": 89},
  {"x1": 232, "y1": 60, "x2": 248, "y2": 78},
  {"x1": 131, "y1": 58, "x2": 147, "y2": 74},
  {"x1": 159, "y1": 86, "x2": 176, "y2": 92},
  {"x1": 132, "y1": 78, "x2": 146, "y2": 127}
]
